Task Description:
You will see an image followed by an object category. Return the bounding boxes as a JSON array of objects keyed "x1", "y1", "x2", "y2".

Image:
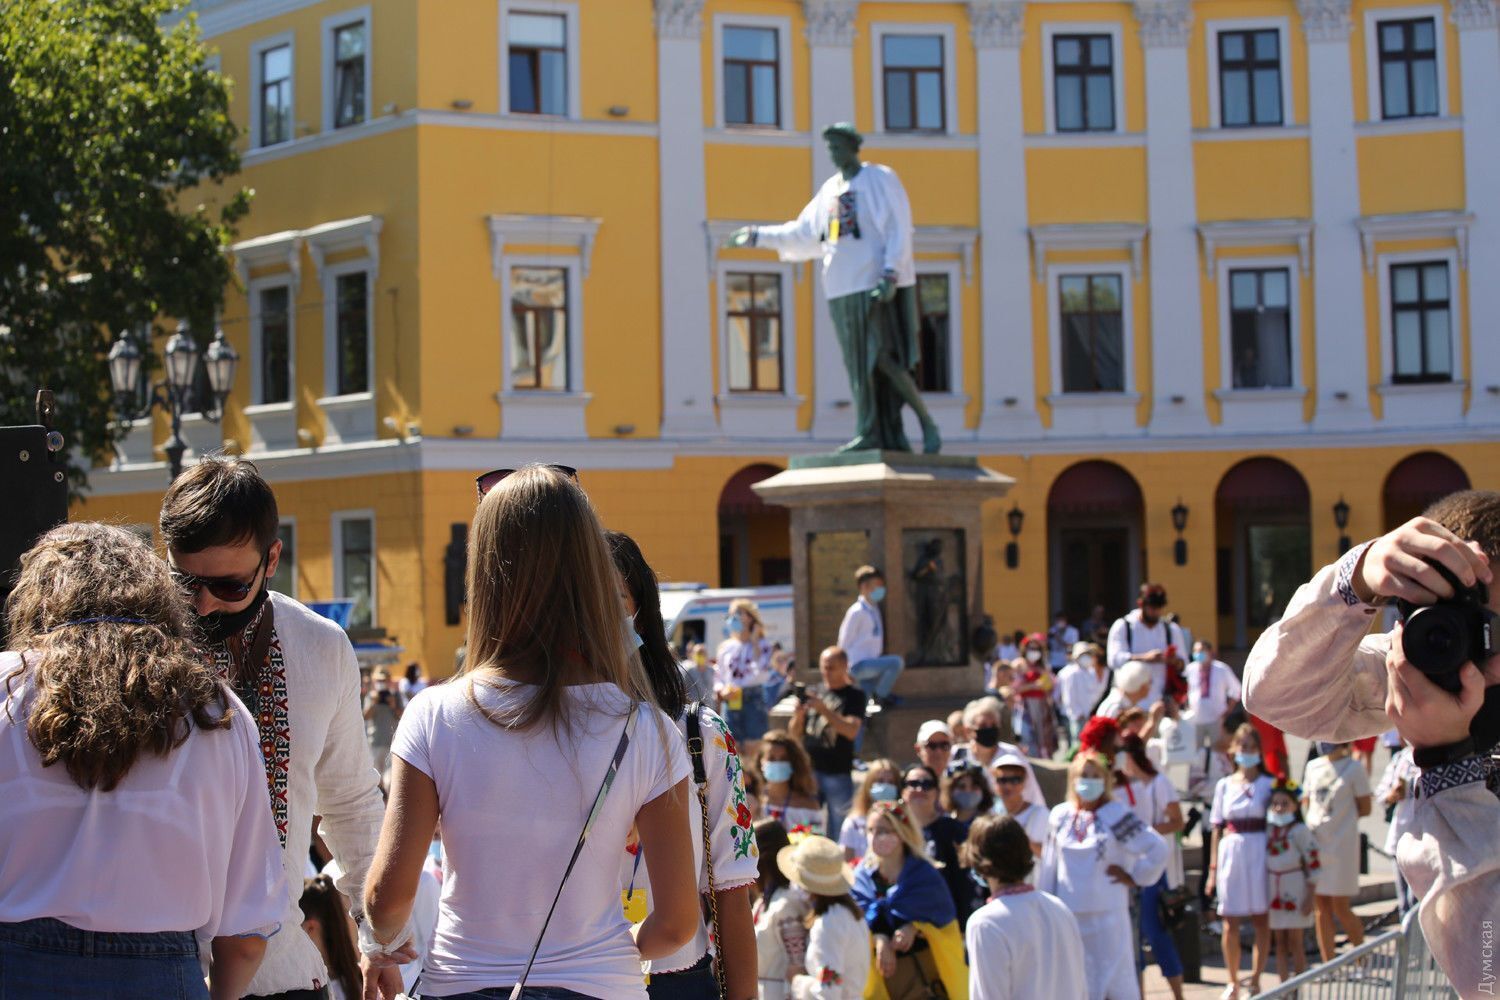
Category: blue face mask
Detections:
[
  {"x1": 625, "y1": 614, "x2": 643, "y2": 650},
  {"x1": 953, "y1": 789, "x2": 984, "y2": 811},
  {"x1": 1235, "y1": 752, "x2": 1262, "y2": 769},
  {"x1": 870, "y1": 781, "x2": 900, "y2": 802},
  {"x1": 1074, "y1": 777, "x2": 1106, "y2": 802},
  {"x1": 869, "y1": 585, "x2": 887, "y2": 603},
  {"x1": 1316, "y1": 741, "x2": 1342, "y2": 756},
  {"x1": 763, "y1": 760, "x2": 794, "y2": 784},
  {"x1": 1193, "y1": 651, "x2": 1209, "y2": 663},
  {"x1": 723, "y1": 614, "x2": 744, "y2": 639},
  {"x1": 969, "y1": 868, "x2": 990, "y2": 893}
]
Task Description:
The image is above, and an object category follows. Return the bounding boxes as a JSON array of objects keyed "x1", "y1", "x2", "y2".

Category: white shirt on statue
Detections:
[{"x1": 755, "y1": 163, "x2": 915, "y2": 300}]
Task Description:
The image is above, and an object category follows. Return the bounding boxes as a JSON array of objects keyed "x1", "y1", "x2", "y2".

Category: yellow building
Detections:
[{"x1": 89, "y1": 0, "x2": 1500, "y2": 672}]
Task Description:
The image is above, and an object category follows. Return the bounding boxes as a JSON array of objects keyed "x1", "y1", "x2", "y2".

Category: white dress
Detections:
[
  {"x1": 755, "y1": 885, "x2": 810, "y2": 1000},
  {"x1": 966, "y1": 886, "x2": 1088, "y2": 1000},
  {"x1": 1211, "y1": 773, "x2": 1274, "y2": 916},
  {"x1": 1266, "y1": 822, "x2": 1321, "y2": 930},
  {"x1": 1040, "y1": 800, "x2": 1169, "y2": 1000},
  {"x1": 790, "y1": 904, "x2": 871, "y2": 1000},
  {"x1": 1302, "y1": 754, "x2": 1371, "y2": 897}
]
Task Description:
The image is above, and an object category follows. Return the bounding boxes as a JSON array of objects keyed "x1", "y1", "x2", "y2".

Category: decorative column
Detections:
[
  {"x1": 1299, "y1": 0, "x2": 1372, "y2": 429},
  {"x1": 1453, "y1": 0, "x2": 1500, "y2": 425},
  {"x1": 970, "y1": 1, "x2": 1042, "y2": 441},
  {"x1": 805, "y1": 0, "x2": 860, "y2": 444},
  {"x1": 655, "y1": 0, "x2": 718, "y2": 437},
  {"x1": 1134, "y1": 0, "x2": 1210, "y2": 435}
]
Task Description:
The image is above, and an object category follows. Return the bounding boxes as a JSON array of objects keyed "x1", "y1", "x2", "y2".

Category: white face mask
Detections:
[
  {"x1": 1025, "y1": 649, "x2": 1043, "y2": 663},
  {"x1": 1078, "y1": 654, "x2": 1095, "y2": 669}
]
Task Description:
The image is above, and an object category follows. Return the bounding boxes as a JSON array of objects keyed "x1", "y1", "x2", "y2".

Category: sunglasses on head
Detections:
[
  {"x1": 171, "y1": 550, "x2": 268, "y2": 602},
  {"x1": 994, "y1": 774, "x2": 1026, "y2": 787},
  {"x1": 904, "y1": 778, "x2": 937, "y2": 791},
  {"x1": 475, "y1": 464, "x2": 580, "y2": 499}
]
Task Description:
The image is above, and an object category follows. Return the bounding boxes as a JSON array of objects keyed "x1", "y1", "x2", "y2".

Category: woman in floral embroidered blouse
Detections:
[{"x1": 1265, "y1": 781, "x2": 1320, "y2": 985}]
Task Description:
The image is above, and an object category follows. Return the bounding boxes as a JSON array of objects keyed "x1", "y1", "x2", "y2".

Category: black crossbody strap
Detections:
[
  {"x1": 685, "y1": 703, "x2": 726, "y2": 1000},
  {"x1": 510, "y1": 703, "x2": 638, "y2": 1000}
]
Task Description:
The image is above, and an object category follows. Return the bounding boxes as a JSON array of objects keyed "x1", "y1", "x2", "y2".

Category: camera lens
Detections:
[{"x1": 1401, "y1": 605, "x2": 1469, "y2": 689}]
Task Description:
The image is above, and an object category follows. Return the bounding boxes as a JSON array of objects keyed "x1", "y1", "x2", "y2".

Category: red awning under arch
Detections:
[
  {"x1": 1215, "y1": 456, "x2": 1310, "y2": 511},
  {"x1": 1383, "y1": 451, "x2": 1471, "y2": 507},
  {"x1": 1047, "y1": 460, "x2": 1144, "y2": 516},
  {"x1": 718, "y1": 463, "x2": 784, "y2": 517}
]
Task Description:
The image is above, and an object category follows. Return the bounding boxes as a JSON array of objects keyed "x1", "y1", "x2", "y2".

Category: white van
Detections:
[{"x1": 661, "y1": 584, "x2": 795, "y2": 662}]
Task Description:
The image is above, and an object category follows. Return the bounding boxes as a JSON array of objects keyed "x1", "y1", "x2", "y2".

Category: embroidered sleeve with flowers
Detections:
[{"x1": 706, "y1": 708, "x2": 759, "y2": 868}]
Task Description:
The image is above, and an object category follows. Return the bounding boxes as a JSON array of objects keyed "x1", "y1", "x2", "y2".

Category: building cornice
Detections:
[
  {"x1": 1030, "y1": 222, "x2": 1148, "y2": 277},
  {"x1": 805, "y1": 0, "x2": 860, "y2": 47},
  {"x1": 231, "y1": 230, "x2": 302, "y2": 290},
  {"x1": 968, "y1": 1, "x2": 1026, "y2": 49},
  {"x1": 1355, "y1": 211, "x2": 1473, "y2": 271},
  {"x1": 303, "y1": 215, "x2": 383, "y2": 279},
  {"x1": 487, "y1": 214, "x2": 603, "y2": 278},
  {"x1": 1197, "y1": 219, "x2": 1313, "y2": 275}
]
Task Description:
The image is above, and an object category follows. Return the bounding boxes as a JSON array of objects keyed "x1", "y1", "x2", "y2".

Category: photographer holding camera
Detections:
[
  {"x1": 1243, "y1": 491, "x2": 1500, "y2": 999},
  {"x1": 791, "y1": 646, "x2": 868, "y2": 838}
]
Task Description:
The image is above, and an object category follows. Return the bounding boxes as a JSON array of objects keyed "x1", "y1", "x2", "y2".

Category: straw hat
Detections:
[{"x1": 777, "y1": 835, "x2": 855, "y2": 897}]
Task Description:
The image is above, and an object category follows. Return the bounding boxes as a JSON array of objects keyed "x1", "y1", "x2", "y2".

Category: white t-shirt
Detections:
[
  {"x1": 966, "y1": 888, "x2": 1087, "y2": 1000},
  {"x1": 1055, "y1": 662, "x2": 1110, "y2": 721},
  {"x1": 392, "y1": 679, "x2": 689, "y2": 998},
  {"x1": 836, "y1": 596, "x2": 885, "y2": 667},
  {"x1": 0, "y1": 658, "x2": 287, "y2": 939},
  {"x1": 1185, "y1": 659, "x2": 1242, "y2": 728}
]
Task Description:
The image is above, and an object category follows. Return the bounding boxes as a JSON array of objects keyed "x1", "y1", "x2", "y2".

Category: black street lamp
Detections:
[
  {"x1": 108, "y1": 324, "x2": 238, "y2": 480},
  {"x1": 1171, "y1": 498, "x2": 1189, "y2": 566},
  {"x1": 1333, "y1": 496, "x2": 1351, "y2": 554},
  {"x1": 1005, "y1": 503, "x2": 1024, "y2": 570}
]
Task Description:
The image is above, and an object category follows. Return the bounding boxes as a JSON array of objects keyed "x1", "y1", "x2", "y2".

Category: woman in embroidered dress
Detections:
[
  {"x1": 714, "y1": 598, "x2": 779, "y2": 757},
  {"x1": 757, "y1": 730, "x2": 826, "y2": 836},
  {"x1": 1301, "y1": 740, "x2": 1372, "y2": 963},
  {"x1": 752, "y1": 819, "x2": 808, "y2": 1000},
  {"x1": 610, "y1": 530, "x2": 760, "y2": 1000},
  {"x1": 852, "y1": 802, "x2": 968, "y2": 1000},
  {"x1": 1206, "y1": 723, "x2": 1274, "y2": 1000},
  {"x1": 1113, "y1": 733, "x2": 1186, "y2": 1000},
  {"x1": 838, "y1": 759, "x2": 901, "y2": 862},
  {"x1": 1040, "y1": 751, "x2": 1169, "y2": 1000},
  {"x1": 1012, "y1": 633, "x2": 1058, "y2": 758},
  {"x1": 779, "y1": 836, "x2": 869, "y2": 1000},
  {"x1": 1265, "y1": 781, "x2": 1320, "y2": 985}
]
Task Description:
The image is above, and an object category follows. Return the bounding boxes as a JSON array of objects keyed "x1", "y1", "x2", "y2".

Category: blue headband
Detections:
[{"x1": 42, "y1": 616, "x2": 152, "y2": 633}]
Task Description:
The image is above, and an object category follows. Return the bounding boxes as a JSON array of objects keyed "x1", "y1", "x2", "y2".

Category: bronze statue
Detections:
[{"x1": 727, "y1": 124, "x2": 940, "y2": 454}]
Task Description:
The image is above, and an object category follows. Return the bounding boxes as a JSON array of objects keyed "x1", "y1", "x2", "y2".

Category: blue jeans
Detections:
[
  {"x1": 722, "y1": 683, "x2": 770, "y2": 741},
  {"x1": 646, "y1": 950, "x2": 716, "y2": 999},
  {"x1": 0, "y1": 916, "x2": 206, "y2": 999},
  {"x1": 816, "y1": 770, "x2": 856, "y2": 838},
  {"x1": 850, "y1": 655, "x2": 904, "y2": 699},
  {"x1": 1138, "y1": 875, "x2": 1185, "y2": 979}
]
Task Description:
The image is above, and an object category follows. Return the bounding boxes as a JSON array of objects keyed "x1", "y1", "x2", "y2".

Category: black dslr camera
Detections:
[{"x1": 1396, "y1": 560, "x2": 1497, "y2": 693}]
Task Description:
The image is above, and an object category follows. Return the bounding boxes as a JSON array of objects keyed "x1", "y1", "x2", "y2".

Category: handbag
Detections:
[
  {"x1": 509, "y1": 703, "x2": 639, "y2": 1000},
  {"x1": 886, "y1": 942, "x2": 949, "y2": 1000},
  {"x1": 1156, "y1": 883, "x2": 1194, "y2": 930},
  {"x1": 684, "y1": 703, "x2": 727, "y2": 1000}
]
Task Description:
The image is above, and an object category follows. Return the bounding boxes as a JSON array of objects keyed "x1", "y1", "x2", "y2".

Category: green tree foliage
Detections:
[{"x1": 0, "y1": 0, "x2": 250, "y2": 488}]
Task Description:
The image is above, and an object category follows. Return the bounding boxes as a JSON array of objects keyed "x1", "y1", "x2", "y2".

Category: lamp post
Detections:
[
  {"x1": 1171, "y1": 499, "x2": 1190, "y2": 566},
  {"x1": 1333, "y1": 496, "x2": 1351, "y2": 554},
  {"x1": 1005, "y1": 504, "x2": 1024, "y2": 570},
  {"x1": 108, "y1": 324, "x2": 238, "y2": 481}
]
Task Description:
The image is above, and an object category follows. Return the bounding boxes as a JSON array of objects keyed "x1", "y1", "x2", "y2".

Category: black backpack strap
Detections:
[
  {"x1": 685, "y1": 701, "x2": 708, "y2": 786},
  {"x1": 683, "y1": 702, "x2": 725, "y2": 1000}
]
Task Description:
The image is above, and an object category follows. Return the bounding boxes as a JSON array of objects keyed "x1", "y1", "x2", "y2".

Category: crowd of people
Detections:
[{"x1": 1, "y1": 456, "x2": 1495, "y2": 1000}]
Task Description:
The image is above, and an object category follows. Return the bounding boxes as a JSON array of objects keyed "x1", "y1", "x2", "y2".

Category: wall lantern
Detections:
[
  {"x1": 1005, "y1": 504, "x2": 1024, "y2": 570},
  {"x1": 1333, "y1": 496, "x2": 1352, "y2": 554},
  {"x1": 1171, "y1": 498, "x2": 1189, "y2": 566}
]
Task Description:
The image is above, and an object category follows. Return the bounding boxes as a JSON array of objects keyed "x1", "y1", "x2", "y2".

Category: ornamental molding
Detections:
[
  {"x1": 231, "y1": 229, "x2": 302, "y2": 290},
  {"x1": 1028, "y1": 223, "x2": 1148, "y2": 278},
  {"x1": 1355, "y1": 211, "x2": 1473, "y2": 272},
  {"x1": 1298, "y1": 0, "x2": 1353, "y2": 42},
  {"x1": 1451, "y1": 0, "x2": 1499, "y2": 31},
  {"x1": 968, "y1": 1, "x2": 1025, "y2": 49},
  {"x1": 914, "y1": 226, "x2": 980, "y2": 283},
  {"x1": 653, "y1": 0, "x2": 704, "y2": 40},
  {"x1": 1196, "y1": 219, "x2": 1313, "y2": 275},
  {"x1": 702, "y1": 220, "x2": 807, "y2": 281},
  {"x1": 1133, "y1": 0, "x2": 1193, "y2": 48},
  {"x1": 302, "y1": 215, "x2": 382, "y2": 280},
  {"x1": 487, "y1": 214, "x2": 603, "y2": 279},
  {"x1": 805, "y1": 0, "x2": 859, "y2": 47}
]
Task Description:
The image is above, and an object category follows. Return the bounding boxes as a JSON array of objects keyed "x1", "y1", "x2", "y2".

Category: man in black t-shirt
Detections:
[{"x1": 790, "y1": 645, "x2": 868, "y2": 838}]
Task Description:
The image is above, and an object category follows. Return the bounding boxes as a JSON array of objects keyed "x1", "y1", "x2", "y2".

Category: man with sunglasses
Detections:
[
  {"x1": 162, "y1": 457, "x2": 406, "y2": 1000},
  {"x1": 913, "y1": 719, "x2": 954, "y2": 775}
]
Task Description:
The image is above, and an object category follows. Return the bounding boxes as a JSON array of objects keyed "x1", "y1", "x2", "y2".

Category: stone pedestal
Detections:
[{"x1": 751, "y1": 451, "x2": 1014, "y2": 703}]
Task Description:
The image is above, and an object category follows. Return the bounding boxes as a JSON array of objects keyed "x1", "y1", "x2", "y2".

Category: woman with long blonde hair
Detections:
[
  {"x1": 839, "y1": 758, "x2": 902, "y2": 861},
  {"x1": 364, "y1": 465, "x2": 699, "y2": 999},
  {"x1": 1040, "y1": 752, "x2": 1169, "y2": 1000},
  {"x1": 0, "y1": 523, "x2": 287, "y2": 1000}
]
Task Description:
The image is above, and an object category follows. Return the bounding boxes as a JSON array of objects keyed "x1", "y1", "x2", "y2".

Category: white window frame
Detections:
[
  {"x1": 321, "y1": 258, "x2": 375, "y2": 401},
  {"x1": 270, "y1": 517, "x2": 298, "y2": 600},
  {"x1": 499, "y1": 0, "x2": 582, "y2": 121},
  {"x1": 1206, "y1": 256, "x2": 1302, "y2": 392},
  {"x1": 1046, "y1": 261, "x2": 1135, "y2": 396},
  {"x1": 1364, "y1": 6, "x2": 1448, "y2": 122},
  {"x1": 501, "y1": 254, "x2": 584, "y2": 395},
  {"x1": 249, "y1": 32, "x2": 296, "y2": 149},
  {"x1": 871, "y1": 22, "x2": 959, "y2": 136},
  {"x1": 1375, "y1": 248, "x2": 1461, "y2": 386},
  {"x1": 712, "y1": 14, "x2": 794, "y2": 131},
  {"x1": 332, "y1": 510, "x2": 376, "y2": 628},
  {"x1": 715, "y1": 259, "x2": 798, "y2": 397},
  {"x1": 1041, "y1": 23, "x2": 1125, "y2": 136},
  {"x1": 1204, "y1": 18, "x2": 1293, "y2": 129},
  {"x1": 248, "y1": 275, "x2": 297, "y2": 408},
  {"x1": 913, "y1": 261, "x2": 964, "y2": 399},
  {"x1": 321, "y1": 5, "x2": 372, "y2": 132}
]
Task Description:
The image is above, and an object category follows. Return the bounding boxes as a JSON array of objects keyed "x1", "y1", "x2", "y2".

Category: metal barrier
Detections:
[{"x1": 1250, "y1": 910, "x2": 1457, "y2": 999}]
